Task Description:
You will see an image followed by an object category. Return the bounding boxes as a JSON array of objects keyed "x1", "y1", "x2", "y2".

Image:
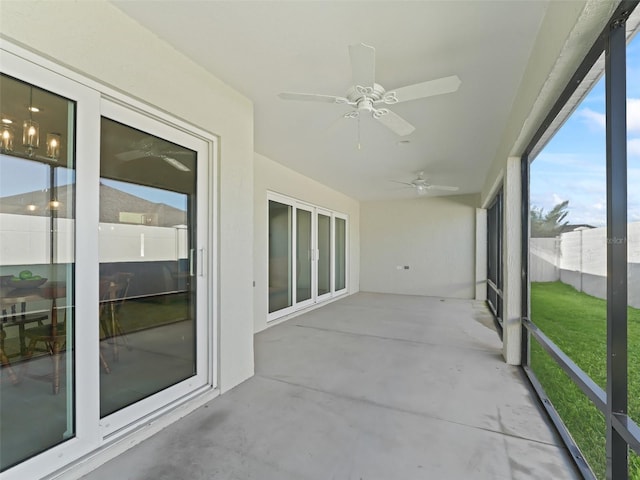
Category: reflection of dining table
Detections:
[
  {"x1": 0, "y1": 282, "x2": 66, "y2": 393},
  {"x1": 0, "y1": 286, "x2": 51, "y2": 356}
]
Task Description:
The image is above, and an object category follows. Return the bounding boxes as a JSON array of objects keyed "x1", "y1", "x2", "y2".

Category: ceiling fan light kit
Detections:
[{"x1": 278, "y1": 43, "x2": 461, "y2": 137}]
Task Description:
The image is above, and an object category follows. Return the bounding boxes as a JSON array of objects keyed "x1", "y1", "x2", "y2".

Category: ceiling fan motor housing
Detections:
[{"x1": 347, "y1": 83, "x2": 385, "y2": 104}]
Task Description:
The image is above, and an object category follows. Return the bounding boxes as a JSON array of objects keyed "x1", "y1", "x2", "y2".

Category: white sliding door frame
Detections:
[
  {"x1": 295, "y1": 202, "x2": 316, "y2": 310},
  {"x1": 316, "y1": 208, "x2": 333, "y2": 303},
  {"x1": 267, "y1": 192, "x2": 297, "y2": 321},
  {"x1": 333, "y1": 212, "x2": 349, "y2": 296},
  {"x1": 1, "y1": 41, "x2": 218, "y2": 480},
  {"x1": 98, "y1": 99, "x2": 214, "y2": 438},
  {"x1": 266, "y1": 192, "x2": 349, "y2": 323}
]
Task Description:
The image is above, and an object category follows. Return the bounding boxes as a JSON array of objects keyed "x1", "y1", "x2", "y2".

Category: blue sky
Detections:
[{"x1": 530, "y1": 33, "x2": 640, "y2": 227}]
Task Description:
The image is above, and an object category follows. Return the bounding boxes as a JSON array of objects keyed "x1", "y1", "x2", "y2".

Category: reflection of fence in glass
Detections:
[
  {"x1": 0, "y1": 214, "x2": 187, "y2": 265},
  {"x1": 531, "y1": 222, "x2": 640, "y2": 307},
  {"x1": 99, "y1": 222, "x2": 188, "y2": 262},
  {"x1": 0, "y1": 214, "x2": 74, "y2": 266}
]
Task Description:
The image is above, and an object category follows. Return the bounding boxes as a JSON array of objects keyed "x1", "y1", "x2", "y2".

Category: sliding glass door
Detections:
[
  {"x1": 296, "y1": 206, "x2": 314, "y2": 307},
  {"x1": 317, "y1": 211, "x2": 331, "y2": 302},
  {"x1": 0, "y1": 73, "x2": 76, "y2": 471},
  {"x1": 269, "y1": 200, "x2": 293, "y2": 314},
  {"x1": 0, "y1": 43, "x2": 215, "y2": 480},
  {"x1": 98, "y1": 101, "x2": 210, "y2": 435},
  {"x1": 267, "y1": 193, "x2": 348, "y2": 321},
  {"x1": 334, "y1": 215, "x2": 347, "y2": 294}
]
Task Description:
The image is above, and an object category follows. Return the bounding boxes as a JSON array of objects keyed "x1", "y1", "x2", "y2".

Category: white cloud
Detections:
[
  {"x1": 578, "y1": 107, "x2": 606, "y2": 130},
  {"x1": 576, "y1": 99, "x2": 640, "y2": 134},
  {"x1": 628, "y1": 98, "x2": 640, "y2": 133},
  {"x1": 629, "y1": 138, "x2": 640, "y2": 157}
]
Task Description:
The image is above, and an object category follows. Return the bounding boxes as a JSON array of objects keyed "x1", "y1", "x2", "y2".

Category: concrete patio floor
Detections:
[{"x1": 80, "y1": 292, "x2": 580, "y2": 480}]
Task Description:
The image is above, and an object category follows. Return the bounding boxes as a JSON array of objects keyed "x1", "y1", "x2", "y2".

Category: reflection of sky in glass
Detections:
[
  {"x1": 101, "y1": 178, "x2": 187, "y2": 211},
  {"x1": 0, "y1": 155, "x2": 50, "y2": 196},
  {"x1": 0, "y1": 155, "x2": 187, "y2": 211},
  {"x1": 0, "y1": 154, "x2": 75, "y2": 197},
  {"x1": 531, "y1": 32, "x2": 640, "y2": 227}
]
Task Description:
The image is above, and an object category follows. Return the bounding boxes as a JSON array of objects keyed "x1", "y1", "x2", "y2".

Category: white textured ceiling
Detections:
[{"x1": 112, "y1": 1, "x2": 550, "y2": 201}]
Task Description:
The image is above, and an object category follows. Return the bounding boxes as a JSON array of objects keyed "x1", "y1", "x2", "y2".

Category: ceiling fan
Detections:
[
  {"x1": 278, "y1": 43, "x2": 461, "y2": 137},
  {"x1": 392, "y1": 171, "x2": 459, "y2": 195},
  {"x1": 115, "y1": 137, "x2": 192, "y2": 172}
]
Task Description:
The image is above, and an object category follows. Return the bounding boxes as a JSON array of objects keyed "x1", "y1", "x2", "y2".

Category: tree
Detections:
[{"x1": 530, "y1": 200, "x2": 570, "y2": 237}]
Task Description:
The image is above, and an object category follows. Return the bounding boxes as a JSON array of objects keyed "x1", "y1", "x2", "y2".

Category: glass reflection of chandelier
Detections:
[
  {"x1": 1, "y1": 86, "x2": 65, "y2": 160},
  {"x1": 47, "y1": 133, "x2": 61, "y2": 159},
  {"x1": 1, "y1": 122, "x2": 14, "y2": 151},
  {"x1": 23, "y1": 118, "x2": 40, "y2": 153},
  {"x1": 23, "y1": 87, "x2": 39, "y2": 155}
]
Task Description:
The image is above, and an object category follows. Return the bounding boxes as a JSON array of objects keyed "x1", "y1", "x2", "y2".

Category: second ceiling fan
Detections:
[
  {"x1": 392, "y1": 171, "x2": 459, "y2": 195},
  {"x1": 279, "y1": 43, "x2": 461, "y2": 137}
]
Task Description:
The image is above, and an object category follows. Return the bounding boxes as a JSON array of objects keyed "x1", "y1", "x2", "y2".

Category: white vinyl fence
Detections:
[
  {"x1": 530, "y1": 222, "x2": 640, "y2": 308},
  {"x1": 0, "y1": 213, "x2": 187, "y2": 282}
]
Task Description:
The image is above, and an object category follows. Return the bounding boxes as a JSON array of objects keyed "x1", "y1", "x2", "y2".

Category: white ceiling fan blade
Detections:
[
  {"x1": 389, "y1": 180, "x2": 414, "y2": 186},
  {"x1": 374, "y1": 109, "x2": 415, "y2": 137},
  {"x1": 115, "y1": 149, "x2": 147, "y2": 162},
  {"x1": 349, "y1": 43, "x2": 376, "y2": 89},
  {"x1": 391, "y1": 75, "x2": 461, "y2": 103},
  {"x1": 278, "y1": 92, "x2": 350, "y2": 104},
  {"x1": 161, "y1": 155, "x2": 191, "y2": 172},
  {"x1": 427, "y1": 184, "x2": 459, "y2": 191}
]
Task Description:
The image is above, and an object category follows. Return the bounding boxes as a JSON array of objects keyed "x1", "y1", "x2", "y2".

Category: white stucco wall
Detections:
[
  {"x1": 253, "y1": 152, "x2": 360, "y2": 333},
  {"x1": 1, "y1": 0, "x2": 255, "y2": 393},
  {"x1": 359, "y1": 195, "x2": 478, "y2": 299}
]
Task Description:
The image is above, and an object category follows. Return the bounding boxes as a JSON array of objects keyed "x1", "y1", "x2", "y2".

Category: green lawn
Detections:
[{"x1": 530, "y1": 281, "x2": 640, "y2": 479}]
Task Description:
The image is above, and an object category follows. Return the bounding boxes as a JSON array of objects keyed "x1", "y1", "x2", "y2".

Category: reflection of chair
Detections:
[
  {"x1": 21, "y1": 285, "x2": 67, "y2": 394},
  {"x1": 0, "y1": 331, "x2": 18, "y2": 385},
  {"x1": 20, "y1": 282, "x2": 111, "y2": 394},
  {"x1": 1, "y1": 297, "x2": 49, "y2": 386},
  {"x1": 99, "y1": 273, "x2": 133, "y2": 363}
]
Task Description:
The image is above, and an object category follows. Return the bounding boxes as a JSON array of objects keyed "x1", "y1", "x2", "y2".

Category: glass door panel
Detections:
[
  {"x1": 317, "y1": 213, "x2": 331, "y2": 298},
  {"x1": 269, "y1": 200, "x2": 292, "y2": 313},
  {"x1": 335, "y1": 216, "x2": 347, "y2": 292},
  {"x1": 296, "y1": 208, "x2": 313, "y2": 304},
  {"x1": 0, "y1": 74, "x2": 76, "y2": 470},
  {"x1": 99, "y1": 117, "x2": 197, "y2": 417}
]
